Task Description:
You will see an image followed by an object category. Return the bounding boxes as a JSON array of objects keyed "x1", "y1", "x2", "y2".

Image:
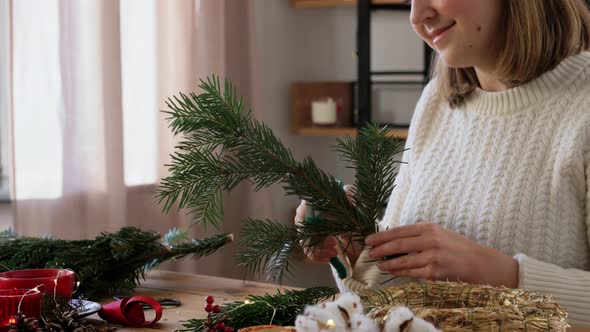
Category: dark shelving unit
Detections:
[{"x1": 356, "y1": 0, "x2": 433, "y2": 128}]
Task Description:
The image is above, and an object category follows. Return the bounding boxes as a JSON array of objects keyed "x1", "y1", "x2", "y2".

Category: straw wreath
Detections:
[{"x1": 360, "y1": 281, "x2": 569, "y2": 332}]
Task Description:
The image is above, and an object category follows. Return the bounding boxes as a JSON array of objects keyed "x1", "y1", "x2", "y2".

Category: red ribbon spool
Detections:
[{"x1": 98, "y1": 296, "x2": 162, "y2": 327}]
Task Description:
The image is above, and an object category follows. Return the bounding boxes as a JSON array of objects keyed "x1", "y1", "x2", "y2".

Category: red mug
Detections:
[
  {"x1": 0, "y1": 288, "x2": 42, "y2": 330},
  {"x1": 0, "y1": 269, "x2": 75, "y2": 299}
]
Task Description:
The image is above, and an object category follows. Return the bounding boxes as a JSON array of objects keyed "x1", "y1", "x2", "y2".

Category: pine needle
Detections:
[
  {"x1": 180, "y1": 286, "x2": 339, "y2": 331},
  {"x1": 0, "y1": 227, "x2": 232, "y2": 299},
  {"x1": 158, "y1": 76, "x2": 405, "y2": 281}
]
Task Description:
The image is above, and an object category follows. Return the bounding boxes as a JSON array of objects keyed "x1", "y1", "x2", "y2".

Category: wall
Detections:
[
  {"x1": 252, "y1": 0, "x2": 424, "y2": 288},
  {"x1": 0, "y1": 204, "x2": 12, "y2": 231}
]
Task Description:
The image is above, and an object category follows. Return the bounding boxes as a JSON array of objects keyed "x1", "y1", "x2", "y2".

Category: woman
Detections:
[{"x1": 297, "y1": 0, "x2": 590, "y2": 324}]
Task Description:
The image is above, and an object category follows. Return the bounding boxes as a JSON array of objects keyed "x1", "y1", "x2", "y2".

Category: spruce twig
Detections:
[
  {"x1": 158, "y1": 76, "x2": 405, "y2": 281},
  {"x1": 0, "y1": 227, "x2": 232, "y2": 299},
  {"x1": 179, "y1": 286, "x2": 339, "y2": 331},
  {"x1": 237, "y1": 219, "x2": 304, "y2": 281},
  {"x1": 336, "y1": 125, "x2": 406, "y2": 233},
  {"x1": 157, "y1": 77, "x2": 358, "y2": 232}
]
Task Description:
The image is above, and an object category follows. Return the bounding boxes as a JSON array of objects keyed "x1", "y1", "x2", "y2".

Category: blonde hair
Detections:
[{"x1": 434, "y1": 0, "x2": 590, "y2": 108}]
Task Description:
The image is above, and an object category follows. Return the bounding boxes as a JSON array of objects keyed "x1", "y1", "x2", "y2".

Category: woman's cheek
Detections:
[
  {"x1": 439, "y1": 0, "x2": 474, "y2": 18},
  {"x1": 412, "y1": 25, "x2": 432, "y2": 46}
]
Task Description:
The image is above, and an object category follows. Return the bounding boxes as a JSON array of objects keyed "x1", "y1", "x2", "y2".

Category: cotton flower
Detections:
[
  {"x1": 383, "y1": 306, "x2": 441, "y2": 332},
  {"x1": 295, "y1": 293, "x2": 378, "y2": 332},
  {"x1": 295, "y1": 293, "x2": 440, "y2": 332}
]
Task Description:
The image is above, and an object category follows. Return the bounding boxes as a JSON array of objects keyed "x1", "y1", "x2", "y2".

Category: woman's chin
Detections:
[{"x1": 437, "y1": 51, "x2": 472, "y2": 69}]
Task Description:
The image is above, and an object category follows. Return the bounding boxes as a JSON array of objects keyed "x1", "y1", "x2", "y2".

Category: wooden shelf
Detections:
[
  {"x1": 291, "y1": 0, "x2": 354, "y2": 8},
  {"x1": 372, "y1": 0, "x2": 408, "y2": 4},
  {"x1": 384, "y1": 127, "x2": 409, "y2": 138},
  {"x1": 291, "y1": 82, "x2": 409, "y2": 139},
  {"x1": 295, "y1": 127, "x2": 358, "y2": 136},
  {"x1": 295, "y1": 126, "x2": 408, "y2": 138},
  {"x1": 290, "y1": 0, "x2": 407, "y2": 8}
]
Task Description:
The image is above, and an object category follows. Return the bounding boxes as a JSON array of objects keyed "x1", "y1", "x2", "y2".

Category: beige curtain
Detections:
[{"x1": 3, "y1": 0, "x2": 268, "y2": 279}]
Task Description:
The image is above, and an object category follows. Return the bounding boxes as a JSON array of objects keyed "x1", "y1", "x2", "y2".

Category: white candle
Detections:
[{"x1": 311, "y1": 98, "x2": 337, "y2": 125}]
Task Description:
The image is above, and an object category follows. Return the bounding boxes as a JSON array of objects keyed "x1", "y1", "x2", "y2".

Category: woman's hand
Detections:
[
  {"x1": 365, "y1": 222, "x2": 519, "y2": 288},
  {"x1": 295, "y1": 200, "x2": 340, "y2": 262},
  {"x1": 294, "y1": 185, "x2": 363, "y2": 265}
]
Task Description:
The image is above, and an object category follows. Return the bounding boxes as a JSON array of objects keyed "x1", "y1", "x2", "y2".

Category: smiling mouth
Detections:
[{"x1": 430, "y1": 22, "x2": 455, "y2": 44}]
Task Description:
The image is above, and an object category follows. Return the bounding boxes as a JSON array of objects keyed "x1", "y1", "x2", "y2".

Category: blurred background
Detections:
[{"x1": 0, "y1": 0, "x2": 425, "y2": 288}]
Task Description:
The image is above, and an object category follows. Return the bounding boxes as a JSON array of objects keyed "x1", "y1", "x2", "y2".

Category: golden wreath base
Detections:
[{"x1": 360, "y1": 281, "x2": 569, "y2": 332}]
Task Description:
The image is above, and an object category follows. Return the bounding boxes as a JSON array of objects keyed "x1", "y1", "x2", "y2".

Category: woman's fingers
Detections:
[
  {"x1": 366, "y1": 222, "x2": 438, "y2": 246},
  {"x1": 296, "y1": 183, "x2": 356, "y2": 263},
  {"x1": 309, "y1": 247, "x2": 339, "y2": 261},
  {"x1": 343, "y1": 184, "x2": 356, "y2": 204},
  {"x1": 376, "y1": 251, "x2": 433, "y2": 271},
  {"x1": 295, "y1": 200, "x2": 341, "y2": 262},
  {"x1": 367, "y1": 235, "x2": 425, "y2": 259},
  {"x1": 320, "y1": 235, "x2": 339, "y2": 248},
  {"x1": 304, "y1": 236, "x2": 339, "y2": 262},
  {"x1": 384, "y1": 265, "x2": 444, "y2": 281},
  {"x1": 294, "y1": 200, "x2": 307, "y2": 225}
]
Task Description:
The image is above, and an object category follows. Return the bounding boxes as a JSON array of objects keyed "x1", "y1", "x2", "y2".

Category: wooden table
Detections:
[
  {"x1": 101, "y1": 270, "x2": 293, "y2": 331},
  {"x1": 102, "y1": 270, "x2": 590, "y2": 332}
]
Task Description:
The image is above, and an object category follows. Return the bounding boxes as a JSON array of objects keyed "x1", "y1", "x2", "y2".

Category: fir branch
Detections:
[
  {"x1": 179, "y1": 287, "x2": 339, "y2": 331},
  {"x1": 156, "y1": 233, "x2": 234, "y2": 262},
  {"x1": 0, "y1": 227, "x2": 232, "y2": 299},
  {"x1": 336, "y1": 124, "x2": 406, "y2": 234},
  {"x1": 157, "y1": 76, "x2": 357, "y2": 231},
  {"x1": 158, "y1": 76, "x2": 405, "y2": 280},
  {"x1": 236, "y1": 219, "x2": 305, "y2": 281},
  {"x1": 161, "y1": 227, "x2": 189, "y2": 246},
  {"x1": 236, "y1": 217, "x2": 364, "y2": 282}
]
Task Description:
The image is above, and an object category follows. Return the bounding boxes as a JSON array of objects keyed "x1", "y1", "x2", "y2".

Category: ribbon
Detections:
[{"x1": 98, "y1": 296, "x2": 162, "y2": 327}]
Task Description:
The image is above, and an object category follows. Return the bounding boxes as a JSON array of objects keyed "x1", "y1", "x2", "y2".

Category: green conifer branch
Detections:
[
  {"x1": 157, "y1": 76, "x2": 358, "y2": 231},
  {"x1": 0, "y1": 227, "x2": 232, "y2": 299},
  {"x1": 236, "y1": 219, "x2": 304, "y2": 281},
  {"x1": 158, "y1": 76, "x2": 405, "y2": 281},
  {"x1": 336, "y1": 125, "x2": 407, "y2": 231},
  {"x1": 179, "y1": 286, "x2": 339, "y2": 331}
]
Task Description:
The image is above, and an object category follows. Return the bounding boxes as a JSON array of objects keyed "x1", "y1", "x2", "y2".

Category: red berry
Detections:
[
  {"x1": 206, "y1": 296, "x2": 215, "y2": 304},
  {"x1": 208, "y1": 329, "x2": 215, "y2": 332},
  {"x1": 215, "y1": 322, "x2": 225, "y2": 330},
  {"x1": 212, "y1": 305, "x2": 221, "y2": 313},
  {"x1": 224, "y1": 327, "x2": 234, "y2": 332},
  {"x1": 205, "y1": 304, "x2": 214, "y2": 313}
]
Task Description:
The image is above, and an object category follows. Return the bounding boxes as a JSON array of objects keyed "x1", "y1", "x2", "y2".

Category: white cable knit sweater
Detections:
[{"x1": 335, "y1": 51, "x2": 590, "y2": 324}]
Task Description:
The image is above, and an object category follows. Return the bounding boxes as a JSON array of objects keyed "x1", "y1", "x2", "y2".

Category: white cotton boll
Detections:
[
  {"x1": 384, "y1": 306, "x2": 414, "y2": 332},
  {"x1": 303, "y1": 302, "x2": 347, "y2": 327},
  {"x1": 383, "y1": 306, "x2": 441, "y2": 332},
  {"x1": 334, "y1": 293, "x2": 364, "y2": 316},
  {"x1": 295, "y1": 315, "x2": 321, "y2": 332},
  {"x1": 349, "y1": 313, "x2": 380, "y2": 332},
  {"x1": 295, "y1": 293, "x2": 379, "y2": 332}
]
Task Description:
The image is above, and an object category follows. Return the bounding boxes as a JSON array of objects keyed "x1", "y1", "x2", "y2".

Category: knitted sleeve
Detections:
[
  {"x1": 513, "y1": 254, "x2": 590, "y2": 325},
  {"x1": 513, "y1": 121, "x2": 590, "y2": 325},
  {"x1": 330, "y1": 80, "x2": 438, "y2": 293}
]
